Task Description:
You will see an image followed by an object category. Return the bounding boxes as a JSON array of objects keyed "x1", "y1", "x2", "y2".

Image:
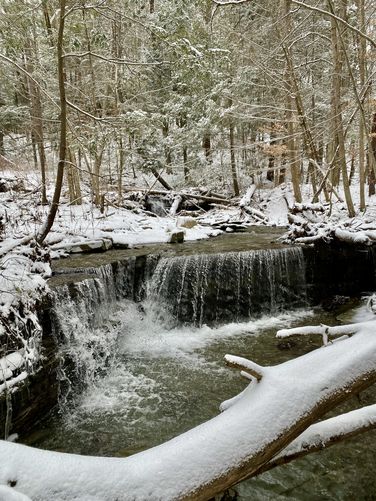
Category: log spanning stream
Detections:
[{"x1": 15, "y1": 230, "x2": 376, "y2": 499}]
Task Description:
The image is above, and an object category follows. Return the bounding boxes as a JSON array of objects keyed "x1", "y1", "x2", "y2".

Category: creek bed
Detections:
[{"x1": 23, "y1": 297, "x2": 376, "y2": 500}]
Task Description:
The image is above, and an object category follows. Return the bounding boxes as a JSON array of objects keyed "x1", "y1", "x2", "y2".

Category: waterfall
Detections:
[
  {"x1": 49, "y1": 258, "x2": 138, "y2": 396},
  {"x1": 146, "y1": 247, "x2": 307, "y2": 325},
  {"x1": 48, "y1": 246, "x2": 307, "y2": 397},
  {"x1": 50, "y1": 276, "x2": 119, "y2": 397}
]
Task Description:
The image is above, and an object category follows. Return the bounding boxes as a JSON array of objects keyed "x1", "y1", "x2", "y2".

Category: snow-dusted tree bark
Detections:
[
  {"x1": 281, "y1": 0, "x2": 302, "y2": 203},
  {"x1": 328, "y1": 1, "x2": 355, "y2": 217},
  {"x1": 37, "y1": 0, "x2": 67, "y2": 243},
  {"x1": 357, "y1": 0, "x2": 366, "y2": 210}
]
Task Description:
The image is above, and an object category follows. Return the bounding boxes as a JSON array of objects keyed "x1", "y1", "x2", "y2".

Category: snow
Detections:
[
  {"x1": 0, "y1": 351, "x2": 25, "y2": 383},
  {"x1": 274, "y1": 403, "x2": 376, "y2": 462},
  {"x1": 0, "y1": 242, "x2": 48, "y2": 395},
  {"x1": 0, "y1": 485, "x2": 31, "y2": 501},
  {"x1": 1, "y1": 321, "x2": 376, "y2": 499}
]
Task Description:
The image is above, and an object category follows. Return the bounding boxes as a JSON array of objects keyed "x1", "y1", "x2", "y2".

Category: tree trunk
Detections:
[
  {"x1": 0, "y1": 130, "x2": 4, "y2": 156},
  {"x1": 283, "y1": 45, "x2": 321, "y2": 199},
  {"x1": 369, "y1": 113, "x2": 376, "y2": 196},
  {"x1": 229, "y1": 120, "x2": 240, "y2": 196},
  {"x1": 266, "y1": 127, "x2": 275, "y2": 182},
  {"x1": 183, "y1": 146, "x2": 189, "y2": 181},
  {"x1": 25, "y1": 42, "x2": 48, "y2": 205},
  {"x1": 117, "y1": 137, "x2": 125, "y2": 204},
  {"x1": 93, "y1": 148, "x2": 104, "y2": 206},
  {"x1": 42, "y1": 0, "x2": 54, "y2": 46},
  {"x1": 329, "y1": 4, "x2": 355, "y2": 217},
  {"x1": 67, "y1": 148, "x2": 82, "y2": 205},
  {"x1": 203, "y1": 132, "x2": 212, "y2": 163},
  {"x1": 37, "y1": 0, "x2": 67, "y2": 243},
  {"x1": 282, "y1": 0, "x2": 302, "y2": 203},
  {"x1": 279, "y1": 153, "x2": 286, "y2": 185},
  {"x1": 357, "y1": 0, "x2": 366, "y2": 210},
  {"x1": 162, "y1": 119, "x2": 172, "y2": 174},
  {"x1": 2, "y1": 324, "x2": 376, "y2": 501},
  {"x1": 0, "y1": 97, "x2": 5, "y2": 156}
]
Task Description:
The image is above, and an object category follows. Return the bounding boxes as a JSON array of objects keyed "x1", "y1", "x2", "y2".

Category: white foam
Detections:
[
  {"x1": 62, "y1": 303, "x2": 315, "y2": 421},
  {"x1": 115, "y1": 301, "x2": 315, "y2": 358}
]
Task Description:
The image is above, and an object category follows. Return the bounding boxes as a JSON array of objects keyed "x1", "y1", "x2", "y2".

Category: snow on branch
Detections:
[
  {"x1": 256, "y1": 404, "x2": 376, "y2": 475},
  {"x1": 224, "y1": 354, "x2": 264, "y2": 380},
  {"x1": 276, "y1": 320, "x2": 374, "y2": 344},
  {"x1": 213, "y1": 0, "x2": 251, "y2": 4}
]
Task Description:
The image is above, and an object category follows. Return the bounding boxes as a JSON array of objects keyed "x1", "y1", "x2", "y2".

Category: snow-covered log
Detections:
[
  {"x1": 256, "y1": 404, "x2": 376, "y2": 475},
  {"x1": 242, "y1": 205, "x2": 269, "y2": 223},
  {"x1": 294, "y1": 228, "x2": 330, "y2": 244},
  {"x1": 334, "y1": 228, "x2": 370, "y2": 245},
  {"x1": 169, "y1": 195, "x2": 183, "y2": 216},
  {"x1": 287, "y1": 213, "x2": 309, "y2": 226},
  {"x1": 291, "y1": 203, "x2": 325, "y2": 213},
  {"x1": 239, "y1": 185, "x2": 256, "y2": 208},
  {"x1": 123, "y1": 187, "x2": 232, "y2": 206},
  {"x1": 2, "y1": 323, "x2": 376, "y2": 500}
]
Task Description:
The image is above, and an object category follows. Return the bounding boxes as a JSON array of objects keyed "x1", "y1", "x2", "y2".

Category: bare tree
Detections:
[{"x1": 37, "y1": 0, "x2": 67, "y2": 243}]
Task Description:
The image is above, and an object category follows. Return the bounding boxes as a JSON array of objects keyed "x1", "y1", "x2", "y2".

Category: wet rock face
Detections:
[
  {"x1": 147, "y1": 247, "x2": 307, "y2": 325},
  {"x1": 0, "y1": 300, "x2": 59, "y2": 439},
  {"x1": 303, "y1": 242, "x2": 376, "y2": 304}
]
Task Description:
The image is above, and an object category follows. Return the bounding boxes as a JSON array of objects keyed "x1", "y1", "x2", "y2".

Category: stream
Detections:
[{"x1": 24, "y1": 297, "x2": 376, "y2": 500}]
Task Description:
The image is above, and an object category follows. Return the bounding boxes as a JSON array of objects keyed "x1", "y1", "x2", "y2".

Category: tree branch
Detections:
[
  {"x1": 255, "y1": 404, "x2": 376, "y2": 476},
  {"x1": 63, "y1": 51, "x2": 166, "y2": 66},
  {"x1": 213, "y1": 0, "x2": 251, "y2": 4},
  {"x1": 224, "y1": 354, "x2": 264, "y2": 381},
  {"x1": 213, "y1": 0, "x2": 376, "y2": 48},
  {"x1": 291, "y1": 0, "x2": 376, "y2": 48}
]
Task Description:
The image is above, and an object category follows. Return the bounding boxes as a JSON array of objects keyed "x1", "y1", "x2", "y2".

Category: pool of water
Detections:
[{"x1": 22, "y1": 294, "x2": 376, "y2": 500}]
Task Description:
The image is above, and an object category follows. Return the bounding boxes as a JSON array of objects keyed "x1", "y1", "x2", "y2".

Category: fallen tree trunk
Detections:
[
  {"x1": 1, "y1": 322, "x2": 376, "y2": 500},
  {"x1": 124, "y1": 186, "x2": 233, "y2": 205},
  {"x1": 239, "y1": 185, "x2": 256, "y2": 207}
]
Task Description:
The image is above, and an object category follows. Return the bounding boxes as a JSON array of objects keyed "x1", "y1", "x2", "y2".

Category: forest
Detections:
[
  {"x1": 0, "y1": 0, "x2": 375, "y2": 223},
  {"x1": 1, "y1": 1, "x2": 376, "y2": 500}
]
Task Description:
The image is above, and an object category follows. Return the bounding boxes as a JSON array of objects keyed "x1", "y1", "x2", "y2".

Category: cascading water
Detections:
[
  {"x1": 49, "y1": 246, "x2": 308, "y2": 399},
  {"x1": 50, "y1": 256, "x2": 140, "y2": 399},
  {"x1": 146, "y1": 247, "x2": 307, "y2": 325},
  {"x1": 51, "y1": 276, "x2": 120, "y2": 399}
]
